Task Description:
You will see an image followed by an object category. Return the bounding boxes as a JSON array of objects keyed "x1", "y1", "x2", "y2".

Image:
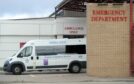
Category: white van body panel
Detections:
[{"x1": 3, "y1": 39, "x2": 86, "y2": 73}]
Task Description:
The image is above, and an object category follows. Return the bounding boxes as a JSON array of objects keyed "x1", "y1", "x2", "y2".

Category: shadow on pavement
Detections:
[{"x1": 1, "y1": 70, "x2": 86, "y2": 75}]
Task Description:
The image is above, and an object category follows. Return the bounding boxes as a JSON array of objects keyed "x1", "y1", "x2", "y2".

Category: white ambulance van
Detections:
[{"x1": 3, "y1": 39, "x2": 86, "y2": 75}]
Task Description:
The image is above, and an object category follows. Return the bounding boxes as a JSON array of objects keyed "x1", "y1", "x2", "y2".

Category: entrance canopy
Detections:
[{"x1": 55, "y1": 0, "x2": 130, "y2": 15}]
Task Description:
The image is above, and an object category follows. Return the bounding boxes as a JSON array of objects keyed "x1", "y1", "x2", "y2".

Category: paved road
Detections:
[
  {"x1": 0, "y1": 70, "x2": 134, "y2": 84},
  {"x1": 4, "y1": 82, "x2": 134, "y2": 84}
]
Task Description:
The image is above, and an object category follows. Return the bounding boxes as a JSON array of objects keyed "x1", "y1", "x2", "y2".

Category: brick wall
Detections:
[{"x1": 87, "y1": 3, "x2": 130, "y2": 77}]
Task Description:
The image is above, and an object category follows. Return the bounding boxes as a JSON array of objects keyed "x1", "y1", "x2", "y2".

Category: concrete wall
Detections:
[
  {"x1": 0, "y1": 17, "x2": 86, "y2": 67},
  {"x1": 0, "y1": 18, "x2": 56, "y2": 67},
  {"x1": 87, "y1": 3, "x2": 130, "y2": 77}
]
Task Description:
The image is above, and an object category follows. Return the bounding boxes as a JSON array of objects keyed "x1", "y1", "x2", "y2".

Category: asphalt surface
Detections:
[{"x1": 0, "y1": 70, "x2": 134, "y2": 84}]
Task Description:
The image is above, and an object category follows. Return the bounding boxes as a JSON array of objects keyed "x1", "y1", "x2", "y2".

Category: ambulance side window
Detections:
[
  {"x1": 19, "y1": 48, "x2": 26, "y2": 57},
  {"x1": 35, "y1": 46, "x2": 65, "y2": 56},
  {"x1": 18, "y1": 46, "x2": 33, "y2": 57},
  {"x1": 66, "y1": 45, "x2": 86, "y2": 54},
  {"x1": 25, "y1": 46, "x2": 33, "y2": 56}
]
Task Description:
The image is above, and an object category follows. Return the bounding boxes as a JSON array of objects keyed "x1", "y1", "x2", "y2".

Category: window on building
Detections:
[{"x1": 63, "y1": 35, "x2": 84, "y2": 39}]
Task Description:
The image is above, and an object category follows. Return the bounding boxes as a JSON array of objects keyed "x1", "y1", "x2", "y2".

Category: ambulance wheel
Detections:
[
  {"x1": 69, "y1": 63, "x2": 81, "y2": 73},
  {"x1": 12, "y1": 65, "x2": 22, "y2": 75}
]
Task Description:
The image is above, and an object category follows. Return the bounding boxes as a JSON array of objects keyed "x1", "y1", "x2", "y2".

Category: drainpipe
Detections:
[{"x1": 130, "y1": 0, "x2": 133, "y2": 76}]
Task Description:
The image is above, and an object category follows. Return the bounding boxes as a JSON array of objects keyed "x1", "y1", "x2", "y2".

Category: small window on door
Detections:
[
  {"x1": 18, "y1": 46, "x2": 33, "y2": 57},
  {"x1": 25, "y1": 47, "x2": 33, "y2": 56}
]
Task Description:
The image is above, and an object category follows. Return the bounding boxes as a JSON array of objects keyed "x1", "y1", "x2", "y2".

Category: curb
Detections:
[{"x1": 81, "y1": 79, "x2": 134, "y2": 82}]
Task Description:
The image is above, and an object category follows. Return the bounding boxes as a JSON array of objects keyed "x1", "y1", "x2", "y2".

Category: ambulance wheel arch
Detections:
[
  {"x1": 10, "y1": 62, "x2": 26, "y2": 75},
  {"x1": 68, "y1": 61, "x2": 82, "y2": 73}
]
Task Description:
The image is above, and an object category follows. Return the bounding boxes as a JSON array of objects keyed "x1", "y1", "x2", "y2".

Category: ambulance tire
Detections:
[
  {"x1": 12, "y1": 65, "x2": 22, "y2": 75},
  {"x1": 68, "y1": 63, "x2": 81, "y2": 73}
]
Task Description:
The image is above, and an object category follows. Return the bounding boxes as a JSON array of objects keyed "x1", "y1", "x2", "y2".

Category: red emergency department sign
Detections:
[{"x1": 91, "y1": 10, "x2": 127, "y2": 22}]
